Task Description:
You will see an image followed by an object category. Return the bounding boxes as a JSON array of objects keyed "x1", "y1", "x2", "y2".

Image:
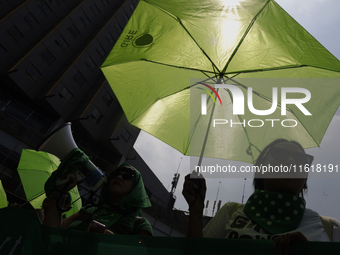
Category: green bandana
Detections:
[
  {"x1": 243, "y1": 189, "x2": 306, "y2": 234},
  {"x1": 68, "y1": 163, "x2": 151, "y2": 233},
  {"x1": 44, "y1": 148, "x2": 90, "y2": 197}
]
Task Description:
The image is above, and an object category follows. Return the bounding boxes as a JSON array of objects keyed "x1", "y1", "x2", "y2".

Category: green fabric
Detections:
[
  {"x1": 68, "y1": 163, "x2": 151, "y2": 234},
  {"x1": 18, "y1": 149, "x2": 60, "y2": 208},
  {"x1": 17, "y1": 149, "x2": 81, "y2": 212},
  {"x1": 133, "y1": 217, "x2": 153, "y2": 235},
  {"x1": 0, "y1": 180, "x2": 8, "y2": 209},
  {"x1": 244, "y1": 189, "x2": 306, "y2": 234},
  {"x1": 101, "y1": 0, "x2": 340, "y2": 163},
  {"x1": 99, "y1": 163, "x2": 151, "y2": 209},
  {"x1": 44, "y1": 148, "x2": 89, "y2": 197},
  {"x1": 63, "y1": 186, "x2": 82, "y2": 218},
  {"x1": 1, "y1": 208, "x2": 340, "y2": 255}
]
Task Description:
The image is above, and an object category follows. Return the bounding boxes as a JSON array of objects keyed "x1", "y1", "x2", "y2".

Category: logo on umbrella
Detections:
[
  {"x1": 197, "y1": 83, "x2": 222, "y2": 115},
  {"x1": 132, "y1": 33, "x2": 154, "y2": 48},
  {"x1": 120, "y1": 31, "x2": 153, "y2": 48},
  {"x1": 198, "y1": 83, "x2": 312, "y2": 128}
]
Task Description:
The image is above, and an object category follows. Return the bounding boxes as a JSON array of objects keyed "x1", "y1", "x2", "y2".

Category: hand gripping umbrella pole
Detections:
[{"x1": 189, "y1": 76, "x2": 223, "y2": 209}]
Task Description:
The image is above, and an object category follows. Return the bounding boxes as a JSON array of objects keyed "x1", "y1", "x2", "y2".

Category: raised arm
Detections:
[
  {"x1": 42, "y1": 178, "x2": 77, "y2": 228},
  {"x1": 182, "y1": 173, "x2": 206, "y2": 237}
]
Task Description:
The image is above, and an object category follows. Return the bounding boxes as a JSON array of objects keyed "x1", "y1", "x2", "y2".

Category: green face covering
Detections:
[
  {"x1": 243, "y1": 189, "x2": 306, "y2": 234},
  {"x1": 68, "y1": 163, "x2": 151, "y2": 233}
]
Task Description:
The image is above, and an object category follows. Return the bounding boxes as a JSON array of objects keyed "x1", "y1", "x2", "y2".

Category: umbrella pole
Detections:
[
  {"x1": 20, "y1": 191, "x2": 45, "y2": 207},
  {"x1": 197, "y1": 98, "x2": 217, "y2": 167},
  {"x1": 197, "y1": 77, "x2": 222, "y2": 167}
]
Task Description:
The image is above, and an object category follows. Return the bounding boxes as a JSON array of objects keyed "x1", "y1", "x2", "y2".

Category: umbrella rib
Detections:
[
  {"x1": 143, "y1": 0, "x2": 179, "y2": 21},
  {"x1": 26, "y1": 191, "x2": 45, "y2": 203},
  {"x1": 122, "y1": 60, "x2": 220, "y2": 116},
  {"x1": 223, "y1": 63, "x2": 340, "y2": 115},
  {"x1": 226, "y1": 76, "x2": 293, "y2": 114},
  {"x1": 142, "y1": 1, "x2": 221, "y2": 74},
  {"x1": 190, "y1": 72, "x2": 223, "y2": 89},
  {"x1": 223, "y1": 64, "x2": 340, "y2": 76},
  {"x1": 190, "y1": 72, "x2": 240, "y2": 89},
  {"x1": 185, "y1": 73, "x2": 226, "y2": 94},
  {"x1": 140, "y1": 58, "x2": 217, "y2": 75},
  {"x1": 124, "y1": 61, "x2": 220, "y2": 118},
  {"x1": 225, "y1": 77, "x2": 321, "y2": 153},
  {"x1": 221, "y1": 0, "x2": 271, "y2": 74},
  {"x1": 212, "y1": 63, "x2": 220, "y2": 78},
  {"x1": 222, "y1": 86, "x2": 255, "y2": 162},
  {"x1": 286, "y1": 108, "x2": 321, "y2": 148},
  {"x1": 200, "y1": 71, "x2": 218, "y2": 82},
  {"x1": 222, "y1": 64, "x2": 336, "y2": 75},
  {"x1": 176, "y1": 17, "x2": 222, "y2": 74}
]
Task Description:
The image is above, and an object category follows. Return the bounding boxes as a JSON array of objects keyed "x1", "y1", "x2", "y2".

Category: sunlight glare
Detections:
[{"x1": 220, "y1": 0, "x2": 242, "y2": 8}]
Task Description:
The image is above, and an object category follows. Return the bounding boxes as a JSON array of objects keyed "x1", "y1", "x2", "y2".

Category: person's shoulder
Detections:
[
  {"x1": 220, "y1": 202, "x2": 243, "y2": 210},
  {"x1": 137, "y1": 217, "x2": 151, "y2": 226},
  {"x1": 222, "y1": 202, "x2": 244, "y2": 214},
  {"x1": 319, "y1": 215, "x2": 340, "y2": 242},
  {"x1": 305, "y1": 208, "x2": 340, "y2": 241},
  {"x1": 304, "y1": 208, "x2": 340, "y2": 226},
  {"x1": 203, "y1": 202, "x2": 243, "y2": 238},
  {"x1": 332, "y1": 218, "x2": 340, "y2": 228},
  {"x1": 321, "y1": 215, "x2": 340, "y2": 228},
  {"x1": 212, "y1": 202, "x2": 244, "y2": 220},
  {"x1": 303, "y1": 207, "x2": 319, "y2": 216},
  {"x1": 134, "y1": 216, "x2": 153, "y2": 236}
]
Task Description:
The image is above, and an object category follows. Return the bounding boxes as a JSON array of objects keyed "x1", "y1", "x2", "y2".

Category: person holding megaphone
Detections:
[
  {"x1": 42, "y1": 163, "x2": 153, "y2": 235},
  {"x1": 39, "y1": 123, "x2": 153, "y2": 235}
]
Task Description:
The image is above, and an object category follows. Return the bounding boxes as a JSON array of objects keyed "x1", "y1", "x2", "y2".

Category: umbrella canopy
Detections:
[
  {"x1": 101, "y1": 0, "x2": 340, "y2": 163},
  {"x1": 17, "y1": 149, "x2": 82, "y2": 217},
  {"x1": 0, "y1": 180, "x2": 8, "y2": 209}
]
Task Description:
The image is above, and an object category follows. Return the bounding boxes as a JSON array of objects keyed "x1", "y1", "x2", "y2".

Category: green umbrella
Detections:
[
  {"x1": 17, "y1": 149, "x2": 82, "y2": 217},
  {"x1": 0, "y1": 180, "x2": 8, "y2": 208},
  {"x1": 101, "y1": 0, "x2": 340, "y2": 163}
]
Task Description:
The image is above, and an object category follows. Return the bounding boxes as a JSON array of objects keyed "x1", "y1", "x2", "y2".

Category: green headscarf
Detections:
[
  {"x1": 99, "y1": 163, "x2": 151, "y2": 209},
  {"x1": 67, "y1": 163, "x2": 151, "y2": 233}
]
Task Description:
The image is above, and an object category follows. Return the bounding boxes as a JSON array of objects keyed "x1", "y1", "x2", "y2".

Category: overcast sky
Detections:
[{"x1": 134, "y1": 0, "x2": 340, "y2": 220}]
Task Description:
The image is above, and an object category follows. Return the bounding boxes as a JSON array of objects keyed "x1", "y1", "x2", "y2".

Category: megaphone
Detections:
[
  {"x1": 38, "y1": 122, "x2": 106, "y2": 192},
  {"x1": 38, "y1": 122, "x2": 78, "y2": 160}
]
